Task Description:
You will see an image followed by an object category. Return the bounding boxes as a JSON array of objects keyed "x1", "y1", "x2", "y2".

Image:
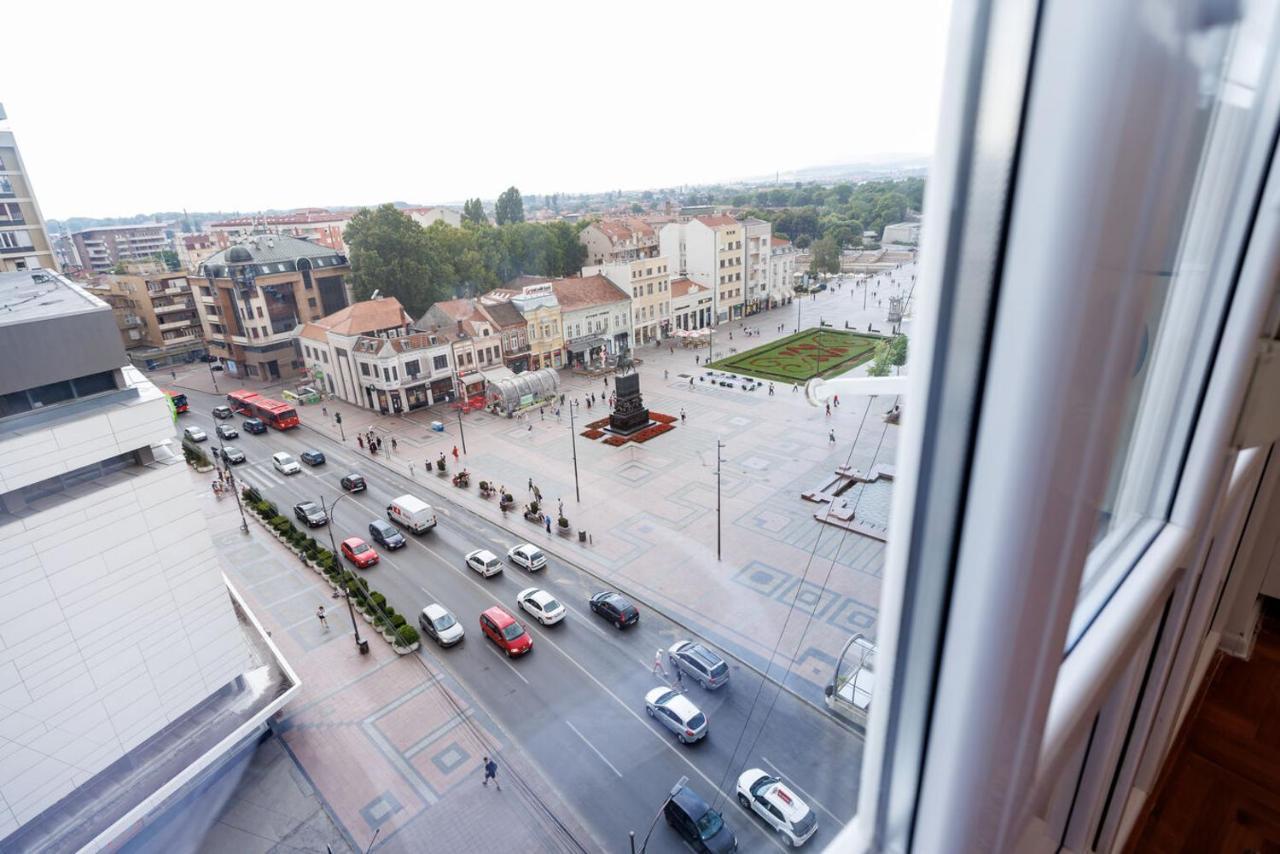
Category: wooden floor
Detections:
[{"x1": 1126, "y1": 600, "x2": 1280, "y2": 853}]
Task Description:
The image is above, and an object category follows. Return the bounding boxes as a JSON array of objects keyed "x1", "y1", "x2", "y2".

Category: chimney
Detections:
[{"x1": 456, "y1": 319, "x2": 464, "y2": 335}]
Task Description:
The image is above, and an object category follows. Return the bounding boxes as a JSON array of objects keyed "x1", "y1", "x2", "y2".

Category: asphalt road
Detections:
[{"x1": 181, "y1": 390, "x2": 862, "y2": 853}]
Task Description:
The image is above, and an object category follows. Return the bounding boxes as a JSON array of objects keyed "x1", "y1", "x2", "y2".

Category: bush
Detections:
[
  {"x1": 242, "y1": 485, "x2": 262, "y2": 504},
  {"x1": 529, "y1": 500, "x2": 540, "y2": 515},
  {"x1": 391, "y1": 613, "x2": 407, "y2": 629},
  {"x1": 479, "y1": 480, "x2": 489, "y2": 490},
  {"x1": 395, "y1": 625, "x2": 420, "y2": 647},
  {"x1": 558, "y1": 516, "x2": 569, "y2": 528},
  {"x1": 502, "y1": 493, "x2": 514, "y2": 504},
  {"x1": 369, "y1": 591, "x2": 387, "y2": 613}
]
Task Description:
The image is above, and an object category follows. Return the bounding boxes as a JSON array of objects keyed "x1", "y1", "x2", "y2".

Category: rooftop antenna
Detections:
[{"x1": 370, "y1": 289, "x2": 381, "y2": 300}]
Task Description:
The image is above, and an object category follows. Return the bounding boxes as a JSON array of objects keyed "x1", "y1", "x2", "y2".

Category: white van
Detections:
[{"x1": 386, "y1": 494, "x2": 437, "y2": 533}]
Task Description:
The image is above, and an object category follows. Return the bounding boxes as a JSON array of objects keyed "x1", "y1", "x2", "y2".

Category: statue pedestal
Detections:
[{"x1": 607, "y1": 373, "x2": 651, "y2": 436}]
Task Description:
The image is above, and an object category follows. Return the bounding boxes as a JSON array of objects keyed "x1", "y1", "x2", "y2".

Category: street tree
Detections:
[
  {"x1": 809, "y1": 236, "x2": 841, "y2": 276},
  {"x1": 866, "y1": 340, "x2": 894, "y2": 377},
  {"x1": 344, "y1": 204, "x2": 443, "y2": 317},
  {"x1": 462, "y1": 198, "x2": 488, "y2": 225},
  {"x1": 495, "y1": 186, "x2": 525, "y2": 225}
]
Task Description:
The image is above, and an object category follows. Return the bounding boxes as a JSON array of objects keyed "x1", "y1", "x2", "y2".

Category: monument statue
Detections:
[{"x1": 609, "y1": 373, "x2": 651, "y2": 435}]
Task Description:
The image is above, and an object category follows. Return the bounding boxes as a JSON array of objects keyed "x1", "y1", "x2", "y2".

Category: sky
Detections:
[{"x1": 6, "y1": 0, "x2": 952, "y2": 220}]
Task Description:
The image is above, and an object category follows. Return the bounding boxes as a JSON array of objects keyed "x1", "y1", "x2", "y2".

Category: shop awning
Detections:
[{"x1": 566, "y1": 336, "x2": 606, "y2": 354}]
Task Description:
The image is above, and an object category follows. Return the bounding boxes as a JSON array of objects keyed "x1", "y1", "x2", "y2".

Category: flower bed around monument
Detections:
[
  {"x1": 603, "y1": 435, "x2": 629, "y2": 447},
  {"x1": 631, "y1": 423, "x2": 674, "y2": 443},
  {"x1": 586, "y1": 417, "x2": 610, "y2": 430},
  {"x1": 650, "y1": 412, "x2": 677, "y2": 424},
  {"x1": 581, "y1": 429, "x2": 605, "y2": 439}
]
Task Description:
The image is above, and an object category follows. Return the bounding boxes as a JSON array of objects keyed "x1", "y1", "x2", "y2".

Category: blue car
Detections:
[
  {"x1": 243, "y1": 418, "x2": 267, "y2": 434},
  {"x1": 300, "y1": 449, "x2": 326, "y2": 466}
]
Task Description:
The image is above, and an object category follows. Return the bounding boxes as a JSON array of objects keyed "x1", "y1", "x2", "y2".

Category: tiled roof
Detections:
[
  {"x1": 670, "y1": 277, "x2": 705, "y2": 298},
  {"x1": 428, "y1": 299, "x2": 477, "y2": 322},
  {"x1": 302, "y1": 297, "x2": 411, "y2": 337},
  {"x1": 503, "y1": 276, "x2": 552, "y2": 289},
  {"x1": 771, "y1": 236, "x2": 792, "y2": 247},
  {"x1": 550, "y1": 274, "x2": 630, "y2": 310},
  {"x1": 389, "y1": 330, "x2": 456, "y2": 352},
  {"x1": 478, "y1": 300, "x2": 525, "y2": 328},
  {"x1": 694, "y1": 214, "x2": 738, "y2": 229},
  {"x1": 591, "y1": 218, "x2": 656, "y2": 243},
  {"x1": 209, "y1": 210, "x2": 352, "y2": 228}
]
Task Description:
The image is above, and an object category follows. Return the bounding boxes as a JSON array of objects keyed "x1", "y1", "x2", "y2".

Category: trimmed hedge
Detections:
[{"x1": 395, "y1": 625, "x2": 420, "y2": 647}]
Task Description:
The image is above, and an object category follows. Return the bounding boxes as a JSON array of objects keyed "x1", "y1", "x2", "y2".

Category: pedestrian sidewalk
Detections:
[
  {"x1": 200, "y1": 472, "x2": 596, "y2": 853},
  {"x1": 170, "y1": 269, "x2": 915, "y2": 708}
]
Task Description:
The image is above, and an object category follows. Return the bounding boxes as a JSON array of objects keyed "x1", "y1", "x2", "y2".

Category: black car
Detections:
[
  {"x1": 293, "y1": 501, "x2": 328, "y2": 528},
  {"x1": 216, "y1": 423, "x2": 238, "y2": 440},
  {"x1": 220, "y1": 446, "x2": 246, "y2": 465},
  {"x1": 212, "y1": 405, "x2": 233, "y2": 419},
  {"x1": 665, "y1": 781, "x2": 738, "y2": 853},
  {"x1": 300, "y1": 449, "x2": 326, "y2": 466},
  {"x1": 243, "y1": 418, "x2": 267, "y2": 434},
  {"x1": 200, "y1": 354, "x2": 219, "y2": 363},
  {"x1": 368, "y1": 519, "x2": 406, "y2": 550},
  {"x1": 341, "y1": 473, "x2": 366, "y2": 492},
  {"x1": 589, "y1": 591, "x2": 640, "y2": 629}
]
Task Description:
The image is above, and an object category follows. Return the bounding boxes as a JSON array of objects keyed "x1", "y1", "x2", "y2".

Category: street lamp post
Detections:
[
  {"x1": 715, "y1": 440, "x2": 724, "y2": 561},
  {"x1": 457, "y1": 409, "x2": 467, "y2": 455},
  {"x1": 796, "y1": 295, "x2": 802, "y2": 333},
  {"x1": 217, "y1": 439, "x2": 249, "y2": 533},
  {"x1": 636, "y1": 776, "x2": 687, "y2": 853},
  {"x1": 320, "y1": 494, "x2": 363, "y2": 649},
  {"x1": 568, "y1": 400, "x2": 581, "y2": 503},
  {"x1": 209, "y1": 362, "x2": 219, "y2": 393}
]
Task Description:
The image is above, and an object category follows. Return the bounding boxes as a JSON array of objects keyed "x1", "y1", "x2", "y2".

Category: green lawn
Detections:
[{"x1": 707, "y1": 328, "x2": 881, "y2": 383}]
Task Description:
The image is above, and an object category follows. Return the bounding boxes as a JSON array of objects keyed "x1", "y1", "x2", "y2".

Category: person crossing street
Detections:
[{"x1": 482, "y1": 756, "x2": 501, "y2": 790}]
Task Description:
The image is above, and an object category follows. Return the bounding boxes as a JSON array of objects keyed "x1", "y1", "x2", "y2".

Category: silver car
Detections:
[
  {"x1": 668, "y1": 640, "x2": 730, "y2": 689},
  {"x1": 645, "y1": 687, "x2": 707, "y2": 744}
]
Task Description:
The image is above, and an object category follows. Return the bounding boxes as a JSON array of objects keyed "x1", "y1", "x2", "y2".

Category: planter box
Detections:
[
  {"x1": 393, "y1": 641, "x2": 420, "y2": 655},
  {"x1": 195, "y1": 464, "x2": 215, "y2": 473},
  {"x1": 381, "y1": 630, "x2": 396, "y2": 643},
  {"x1": 523, "y1": 512, "x2": 542, "y2": 523},
  {"x1": 557, "y1": 525, "x2": 573, "y2": 537}
]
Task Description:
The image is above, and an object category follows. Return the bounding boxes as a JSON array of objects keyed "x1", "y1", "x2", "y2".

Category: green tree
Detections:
[
  {"x1": 866, "y1": 340, "x2": 893, "y2": 377},
  {"x1": 809, "y1": 236, "x2": 841, "y2": 276},
  {"x1": 495, "y1": 186, "x2": 525, "y2": 225},
  {"x1": 794, "y1": 234, "x2": 811, "y2": 249},
  {"x1": 462, "y1": 198, "x2": 488, "y2": 225},
  {"x1": 343, "y1": 204, "x2": 444, "y2": 317},
  {"x1": 155, "y1": 250, "x2": 180, "y2": 271},
  {"x1": 887, "y1": 334, "x2": 908, "y2": 369},
  {"x1": 629, "y1": 203, "x2": 644, "y2": 214}
]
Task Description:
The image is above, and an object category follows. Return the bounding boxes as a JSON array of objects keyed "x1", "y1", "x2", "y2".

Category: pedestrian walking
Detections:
[
  {"x1": 322, "y1": 405, "x2": 328, "y2": 417},
  {"x1": 680, "y1": 408, "x2": 686, "y2": 423},
  {"x1": 768, "y1": 383, "x2": 775, "y2": 396},
  {"x1": 170, "y1": 369, "x2": 176, "y2": 380},
  {"x1": 793, "y1": 383, "x2": 799, "y2": 393},
  {"x1": 664, "y1": 369, "x2": 668, "y2": 380},
  {"x1": 825, "y1": 403, "x2": 832, "y2": 416},
  {"x1": 653, "y1": 650, "x2": 668, "y2": 678},
  {"x1": 452, "y1": 445, "x2": 460, "y2": 461},
  {"x1": 528, "y1": 477, "x2": 534, "y2": 493},
  {"x1": 527, "y1": 423, "x2": 532, "y2": 432},
  {"x1": 540, "y1": 407, "x2": 544, "y2": 420},
  {"x1": 829, "y1": 429, "x2": 836, "y2": 445},
  {"x1": 545, "y1": 514, "x2": 551, "y2": 533},
  {"x1": 357, "y1": 435, "x2": 364, "y2": 449},
  {"x1": 604, "y1": 376, "x2": 608, "y2": 387},
  {"x1": 316, "y1": 605, "x2": 328, "y2": 630},
  {"x1": 558, "y1": 498, "x2": 564, "y2": 517},
  {"x1": 696, "y1": 354, "x2": 700, "y2": 365},
  {"x1": 674, "y1": 665, "x2": 684, "y2": 690},
  {"x1": 534, "y1": 486, "x2": 542, "y2": 502},
  {"x1": 482, "y1": 756, "x2": 501, "y2": 790},
  {"x1": 834, "y1": 394, "x2": 840, "y2": 408},
  {"x1": 391, "y1": 437, "x2": 398, "y2": 452},
  {"x1": 689, "y1": 377, "x2": 694, "y2": 387}
]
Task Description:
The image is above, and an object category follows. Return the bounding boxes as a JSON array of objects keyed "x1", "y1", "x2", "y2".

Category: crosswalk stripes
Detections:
[{"x1": 248, "y1": 465, "x2": 285, "y2": 488}]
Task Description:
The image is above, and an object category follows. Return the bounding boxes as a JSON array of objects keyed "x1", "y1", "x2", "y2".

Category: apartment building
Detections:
[
  {"x1": 0, "y1": 113, "x2": 55, "y2": 273},
  {"x1": 403, "y1": 206, "x2": 463, "y2": 228},
  {"x1": 551, "y1": 274, "x2": 633, "y2": 366},
  {"x1": 416, "y1": 299, "x2": 504, "y2": 401},
  {"x1": 71, "y1": 225, "x2": 170, "y2": 275},
  {"x1": 670, "y1": 277, "x2": 714, "y2": 330},
  {"x1": 194, "y1": 235, "x2": 352, "y2": 381},
  {"x1": 298, "y1": 297, "x2": 459, "y2": 412},
  {"x1": 208, "y1": 209, "x2": 352, "y2": 253},
  {"x1": 579, "y1": 218, "x2": 659, "y2": 266},
  {"x1": 769, "y1": 236, "x2": 799, "y2": 305},
  {"x1": 0, "y1": 268, "x2": 295, "y2": 851},
  {"x1": 741, "y1": 217, "x2": 773, "y2": 314},
  {"x1": 477, "y1": 297, "x2": 531, "y2": 373},
  {"x1": 659, "y1": 214, "x2": 745, "y2": 323},
  {"x1": 176, "y1": 233, "x2": 218, "y2": 271},
  {"x1": 85, "y1": 271, "x2": 206, "y2": 370},
  {"x1": 586, "y1": 258, "x2": 671, "y2": 345}
]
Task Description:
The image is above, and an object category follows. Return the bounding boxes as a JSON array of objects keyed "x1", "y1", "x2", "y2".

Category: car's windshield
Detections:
[
  {"x1": 352, "y1": 543, "x2": 370, "y2": 554},
  {"x1": 501, "y1": 623, "x2": 525, "y2": 641},
  {"x1": 696, "y1": 809, "x2": 723, "y2": 840},
  {"x1": 434, "y1": 614, "x2": 456, "y2": 631}
]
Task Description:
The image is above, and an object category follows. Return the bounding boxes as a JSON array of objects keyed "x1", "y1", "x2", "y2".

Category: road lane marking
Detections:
[
  {"x1": 565, "y1": 721, "x2": 623, "y2": 779},
  {"x1": 760, "y1": 756, "x2": 845, "y2": 828},
  {"x1": 487, "y1": 645, "x2": 529, "y2": 684}
]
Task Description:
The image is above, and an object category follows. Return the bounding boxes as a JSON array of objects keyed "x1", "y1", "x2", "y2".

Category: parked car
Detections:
[
  {"x1": 507, "y1": 543, "x2": 547, "y2": 571},
  {"x1": 300, "y1": 449, "x2": 326, "y2": 466},
  {"x1": 665, "y1": 780, "x2": 738, "y2": 853},
  {"x1": 386, "y1": 494, "x2": 436, "y2": 532},
  {"x1": 418, "y1": 603, "x2": 464, "y2": 647},
  {"x1": 243, "y1": 418, "x2": 267, "y2": 434},
  {"x1": 212, "y1": 405, "x2": 233, "y2": 419},
  {"x1": 645, "y1": 688, "x2": 708, "y2": 744},
  {"x1": 479, "y1": 606, "x2": 532, "y2": 657},
  {"x1": 272, "y1": 452, "x2": 301, "y2": 475},
  {"x1": 220, "y1": 446, "x2": 246, "y2": 465},
  {"x1": 211, "y1": 364, "x2": 225, "y2": 372},
  {"x1": 183, "y1": 426, "x2": 207, "y2": 442},
  {"x1": 589, "y1": 591, "x2": 640, "y2": 628},
  {"x1": 465, "y1": 549, "x2": 503, "y2": 578},
  {"x1": 736, "y1": 769, "x2": 818, "y2": 847},
  {"x1": 293, "y1": 501, "x2": 328, "y2": 528},
  {"x1": 216, "y1": 423, "x2": 238, "y2": 440},
  {"x1": 200, "y1": 354, "x2": 219, "y2": 363},
  {"x1": 668, "y1": 641, "x2": 731, "y2": 690},
  {"x1": 341, "y1": 473, "x2": 367, "y2": 492},
  {"x1": 340, "y1": 537, "x2": 378, "y2": 568},
  {"x1": 517, "y1": 588, "x2": 565, "y2": 625},
  {"x1": 368, "y1": 518, "x2": 406, "y2": 550}
]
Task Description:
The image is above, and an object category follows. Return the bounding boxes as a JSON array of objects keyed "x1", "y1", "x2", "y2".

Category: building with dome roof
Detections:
[{"x1": 193, "y1": 234, "x2": 351, "y2": 381}]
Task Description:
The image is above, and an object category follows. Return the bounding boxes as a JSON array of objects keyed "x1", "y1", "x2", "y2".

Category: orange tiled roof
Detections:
[
  {"x1": 301, "y1": 297, "x2": 411, "y2": 338},
  {"x1": 670, "y1": 277, "x2": 704, "y2": 299},
  {"x1": 550, "y1": 274, "x2": 630, "y2": 310},
  {"x1": 695, "y1": 214, "x2": 738, "y2": 229}
]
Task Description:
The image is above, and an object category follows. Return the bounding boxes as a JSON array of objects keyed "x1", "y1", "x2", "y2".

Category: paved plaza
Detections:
[{"x1": 172, "y1": 265, "x2": 916, "y2": 709}]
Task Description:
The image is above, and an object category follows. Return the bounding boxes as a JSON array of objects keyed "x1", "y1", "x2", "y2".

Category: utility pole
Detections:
[
  {"x1": 569, "y1": 400, "x2": 581, "y2": 503},
  {"x1": 457, "y1": 409, "x2": 468, "y2": 455},
  {"x1": 796, "y1": 296, "x2": 802, "y2": 333},
  {"x1": 320, "y1": 495, "x2": 363, "y2": 651},
  {"x1": 216, "y1": 439, "x2": 249, "y2": 533},
  {"x1": 209, "y1": 362, "x2": 220, "y2": 393},
  {"x1": 715, "y1": 440, "x2": 724, "y2": 561},
  {"x1": 335, "y1": 410, "x2": 344, "y2": 441}
]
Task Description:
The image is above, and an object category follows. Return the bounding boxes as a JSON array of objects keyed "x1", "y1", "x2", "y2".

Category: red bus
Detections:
[
  {"x1": 226, "y1": 389, "x2": 300, "y2": 430},
  {"x1": 164, "y1": 390, "x2": 189, "y2": 414}
]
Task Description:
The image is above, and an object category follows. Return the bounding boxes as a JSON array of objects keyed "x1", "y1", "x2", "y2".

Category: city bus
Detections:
[
  {"x1": 164, "y1": 390, "x2": 189, "y2": 414},
  {"x1": 226, "y1": 389, "x2": 300, "y2": 430}
]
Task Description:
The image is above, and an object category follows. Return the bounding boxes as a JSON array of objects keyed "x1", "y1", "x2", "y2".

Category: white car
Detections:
[
  {"x1": 644, "y1": 687, "x2": 707, "y2": 744},
  {"x1": 507, "y1": 543, "x2": 547, "y2": 571},
  {"x1": 418, "y1": 604, "x2": 464, "y2": 647},
  {"x1": 516, "y1": 588, "x2": 565, "y2": 625},
  {"x1": 465, "y1": 548, "x2": 502, "y2": 578},
  {"x1": 271, "y1": 452, "x2": 301, "y2": 475},
  {"x1": 183, "y1": 426, "x2": 207, "y2": 442},
  {"x1": 736, "y1": 769, "x2": 818, "y2": 846}
]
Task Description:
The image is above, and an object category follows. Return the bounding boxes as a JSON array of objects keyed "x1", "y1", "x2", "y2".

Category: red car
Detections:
[
  {"x1": 480, "y1": 606, "x2": 532, "y2": 657},
  {"x1": 341, "y1": 536, "x2": 379, "y2": 569}
]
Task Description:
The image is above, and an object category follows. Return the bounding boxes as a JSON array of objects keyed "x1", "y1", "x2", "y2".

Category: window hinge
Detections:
[{"x1": 1231, "y1": 338, "x2": 1280, "y2": 448}]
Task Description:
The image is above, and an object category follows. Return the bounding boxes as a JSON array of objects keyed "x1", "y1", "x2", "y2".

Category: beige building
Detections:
[
  {"x1": 579, "y1": 218, "x2": 659, "y2": 266},
  {"x1": 512, "y1": 283, "x2": 564, "y2": 370},
  {"x1": 741, "y1": 218, "x2": 773, "y2": 314},
  {"x1": 769, "y1": 236, "x2": 799, "y2": 306},
  {"x1": 71, "y1": 225, "x2": 170, "y2": 275},
  {"x1": 177, "y1": 233, "x2": 218, "y2": 271},
  {"x1": 195, "y1": 235, "x2": 352, "y2": 381},
  {"x1": 85, "y1": 271, "x2": 206, "y2": 369},
  {"x1": 586, "y1": 258, "x2": 671, "y2": 344},
  {"x1": 659, "y1": 214, "x2": 745, "y2": 323},
  {"x1": 670, "y1": 277, "x2": 714, "y2": 331},
  {"x1": 417, "y1": 299, "x2": 505, "y2": 401},
  {"x1": 0, "y1": 116, "x2": 55, "y2": 274}
]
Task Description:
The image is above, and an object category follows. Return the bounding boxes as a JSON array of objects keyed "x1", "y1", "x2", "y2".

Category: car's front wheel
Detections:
[
  {"x1": 646, "y1": 706, "x2": 655, "y2": 717},
  {"x1": 738, "y1": 793, "x2": 750, "y2": 809}
]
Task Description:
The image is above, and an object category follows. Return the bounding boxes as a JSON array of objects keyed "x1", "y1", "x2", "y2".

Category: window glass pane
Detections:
[
  {"x1": 1073, "y1": 4, "x2": 1280, "y2": 640},
  {"x1": 72, "y1": 371, "x2": 116, "y2": 396},
  {"x1": 29, "y1": 380, "x2": 73, "y2": 407}
]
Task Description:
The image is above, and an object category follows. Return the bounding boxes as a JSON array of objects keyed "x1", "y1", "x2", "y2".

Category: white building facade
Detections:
[
  {"x1": 659, "y1": 215, "x2": 745, "y2": 323},
  {"x1": 585, "y1": 258, "x2": 672, "y2": 344},
  {"x1": 768, "y1": 237, "x2": 799, "y2": 306},
  {"x1": 741, "y1": 218, "x2": 773, "y2": 314}
]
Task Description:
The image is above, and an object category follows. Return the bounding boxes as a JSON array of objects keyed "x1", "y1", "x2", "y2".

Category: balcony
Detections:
[
  {"x1": 157, "y1": 318, "x2": 198, "y2": 332},
  {"x1": 153, "y1": 300, "x2": 194, "y2": 314},
  {"x1": 0, "y1": 244, "x2": 35, "y2": 255}
]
